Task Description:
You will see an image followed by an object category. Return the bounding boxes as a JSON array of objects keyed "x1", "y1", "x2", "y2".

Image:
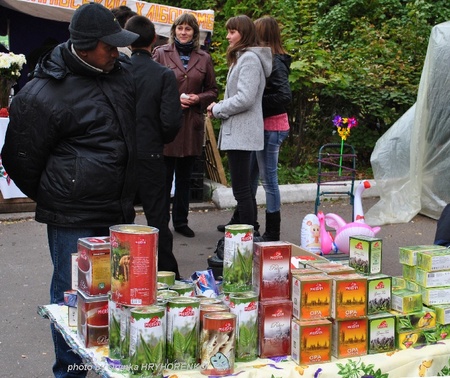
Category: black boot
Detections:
[
  {"x1": 262, "y1": 211, "x2": 281, "y2": 241},
  {"x1": 217, "y1": 208, "x2": 240, "y2": 232}
]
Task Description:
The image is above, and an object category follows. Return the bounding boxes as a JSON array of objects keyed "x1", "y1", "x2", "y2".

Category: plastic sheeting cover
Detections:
[{"x1": 365, "y1": 21, "x2": 450, "y2": 226}]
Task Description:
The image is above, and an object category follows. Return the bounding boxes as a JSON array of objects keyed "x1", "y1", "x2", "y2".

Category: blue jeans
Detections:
[
  {"x1": 48, "y1": 225, "x2": 109, "y2": 378},
  {"x1": 255, "y1": 130, "x2": 289, "y2": 213}
]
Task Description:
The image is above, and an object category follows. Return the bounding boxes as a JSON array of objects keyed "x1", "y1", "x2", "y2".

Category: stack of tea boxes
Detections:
[
  {"x1": 396, "y1": 244, "x2": 450, "y2": 348},
  {"x1": 290, "y1": 235, "x2": 396, "y2": 366}
]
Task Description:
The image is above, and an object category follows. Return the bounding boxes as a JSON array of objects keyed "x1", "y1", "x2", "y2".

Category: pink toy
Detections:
[{"x1": 318, "y1": 180, "x2": 381, "y2": 254}]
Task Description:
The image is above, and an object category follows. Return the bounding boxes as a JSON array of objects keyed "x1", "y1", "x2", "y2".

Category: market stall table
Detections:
[{"x1": 39, "y1": 303, "x2": 450, "y2": 378}]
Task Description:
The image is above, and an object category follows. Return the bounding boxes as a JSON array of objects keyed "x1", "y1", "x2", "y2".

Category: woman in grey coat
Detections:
[{"x1": 207, "y1": 15, "x2": 272, "y2": 229}]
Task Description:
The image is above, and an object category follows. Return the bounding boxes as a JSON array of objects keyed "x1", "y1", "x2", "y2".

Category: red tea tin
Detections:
[
  {"x1": 77, "y1": 290, "x2": 109, "y2": 348},
  {"x1": 110, "y1": 225, "x2": 158, "y2": 306},
  {"x1": 77, "y1": 236, "x2": 110, "y2": 296}
]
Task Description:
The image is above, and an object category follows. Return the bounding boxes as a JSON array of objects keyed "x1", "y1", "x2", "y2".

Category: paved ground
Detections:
[{"x1": 0, "y1": 196, "x2": 438, "y2": 377}]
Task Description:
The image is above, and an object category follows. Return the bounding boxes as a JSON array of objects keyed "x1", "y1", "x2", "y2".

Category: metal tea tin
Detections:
[
  {"x1": 108, "y1": 292, "x2": 121, "y2": 359},
  {"x1": 166, "y1": 297, "x2": 201, "y2": 365},
  {"x1": 129, "y1": 305, "x2": 166, "y2": 377},
  {"x1": 199, "y1": 303, "x2": 230, "y2": 333},
  {"x1": 169, "y1": 282, "x2": 195, "y2": 298},
  {"x1": 200, "y1": 312, "x2": 237, "y2": 376},
  {"x1": 229, "y1": 291, "x2": 258, "y2": 361},
  {"x1": 110, "y1": 225, "x2": 158, "y2": 306},
  {"x1": 223, "y1": 225, "x2": 254, "y2": 292},
  {"x1": 157, "y1": 271, "x2": 176, "y2": 286}
]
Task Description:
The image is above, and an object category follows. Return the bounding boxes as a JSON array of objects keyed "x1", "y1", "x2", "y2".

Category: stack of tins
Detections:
[
  {"x1": 107, "y1": 225, "x2": 161, "y2": 377},
  {"x1": 76, "y1": 236, "x2": 111, "y2": 349},
  {"x1": 253, "y1": 241, "x2": 293, "y2": 358}
]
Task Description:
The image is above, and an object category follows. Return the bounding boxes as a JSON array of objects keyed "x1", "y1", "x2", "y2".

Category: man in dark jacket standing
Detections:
[
  {"x1": 1, "y1": 3, "x2": 138, "y2": 377},
  {"x1": 124, "y1": 15, "x2": 183, "y2": 278}
]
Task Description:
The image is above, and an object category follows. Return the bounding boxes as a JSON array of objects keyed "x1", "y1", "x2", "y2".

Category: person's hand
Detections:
[
  {"x1": 207, "y1": 102, "x2": 216, "y2": 118},
  {"x1": 180, "y1": 93, "x2": 199, "y2": 109}
]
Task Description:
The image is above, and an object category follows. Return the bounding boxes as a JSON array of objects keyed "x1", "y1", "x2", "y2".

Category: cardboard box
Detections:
[
  {"x1": 331, "y1": 274, "x2": 367, "y2": 319},
  {"x1": 332, "y1": 317, "x2": 367, "y2": 358},
  {"x1": 432, "y1": 304, "x2": 450, "y2": 325},
  {"x1": 77, "y1": 236, "x2": 111, "y2": 296},
  {"x1": 290, "y1": 244, "x2": 327, "y2": 269},
  {"x1": 366, "y1": 274, "x2": 392, "y2": 315},
  {"x1": 421, "y1": 286, "x2": 450, "y2": 306},
  {"x1": 367, "y1": 313, "x2": 396, "y2": 354},
  {"x1": 253, "y1": 241, "x2": 291, "y2": 300},
  {"x1": 415, "y1": 268, "x2": 450, "y2": 287},
  {"x1": 291, "y1": 318, "x2": 331, "y2": 365},
  {"x1": 390, "y1": 307, "x2": 436, "y2": 332},
  {"x1": 71, "y1": 253, "x2": 78, "y2": 290},
  {"x1": 417, "y1": 249, "x2": 450, "y2": 272},
  {"x1": 349, "y1": 236, "x2": 382, "y2": 275},
  {"x1": 291, "y1": 274, "x2": 332, "y2": 320},
  {"x1": 258, "y1": 299, "x2": 292, "y2": 358},
  {"x1": 398, "y1": 245, "x2": 446, "y2": 266},
  {"x1": 307, "y1": 261, "x2": 355, "y2": 275},
  {"x1": 391, "y1": 289, "x2": 422, "y2": 313},
  {"x1": 396, "y1": 329, "x2": 434, "y2": 350}
]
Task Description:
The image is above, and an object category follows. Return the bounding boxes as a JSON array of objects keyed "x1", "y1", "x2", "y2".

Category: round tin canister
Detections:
[
  {"x1": 129, "y1": 305, "x2": 166, "y2": 377},
  {"x1": 199, "y1": 303, "x2": 230, "y2": 333},
  {"x1": 199, "y1": 297, "x2": 224, "y2": 305},
  {"x1": 157, "y1": 289, "x2": 179, "y2": 301},
  {"x1": 229, "y1": 291, "x2": 259, "y2": 362},
  {"x1": 166, "y1": 297, "x2": 201, "y2": 365},
  {"x1": 119, "y1": 305, "x2": 133, "y2": 364},
  {"x1": 110, "y1": 225, "x2": 158, "y2": 306},
  {"x1": 170, "y1": 282, "x2": 195, "y2": 298},
  {"x1": 157, "y1": 271, "x2": 176, "y2": 286},
  {"x1": 108, "y1": 292, "x2": 121, "y2": 359},
  {"x1": 157, "y1": 282, "x2": 169, "y2": 291},
  {"x1": 200, "y1": 312, "x2": 237, "y2": 376},
  {"x1": 223, "y1": 225, "x2": 254, "y2": 292}
]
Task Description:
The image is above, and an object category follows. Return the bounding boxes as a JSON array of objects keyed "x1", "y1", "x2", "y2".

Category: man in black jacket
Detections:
[
  {"x1": 1, "y1": 3, "x2": 138, "y2": 377},
  {"x1": 124, "y1": 15, "x2": 182, "y2": 278}
]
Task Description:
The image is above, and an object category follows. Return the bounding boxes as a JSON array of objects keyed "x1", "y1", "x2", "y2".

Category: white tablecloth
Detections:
[
  {"x1": 39, "y1": 303, "x2": 450, "y2": 378},
  {"x1": 0, "y1": 117, "x2": 27, "y2": 199}
]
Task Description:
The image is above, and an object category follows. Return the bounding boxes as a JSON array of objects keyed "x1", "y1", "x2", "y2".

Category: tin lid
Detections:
[
  {"x1": 224, "y1": 224, "x2": 254, "y2": 232},
  {"x1": 77, "y1": 289, "x2": 108, "y2": 302},
  {"x1": 131, "y1": 305, "x2": 166, "y2": 315},
  {"x1": 157, "y1": 290, "x2": 179, "y2": 299},
  {"x1": 229, "y1": 291, "x2": 258, "y2": 299},
  {"x1": 200, "y1": 303, "x2": 230, "y2": 312},
  {"x1": 168, "y1": 297, "x2": 200, "y2": 305},
  {"x1": 203, "y1": 312, "x2": 236, "y2": 320},
  {"x1": 77, "y1": 236, "x2": 110, "y2": 250},
  {"x1": 109, "y1": 224, "x2": 158, "y2": 234}
]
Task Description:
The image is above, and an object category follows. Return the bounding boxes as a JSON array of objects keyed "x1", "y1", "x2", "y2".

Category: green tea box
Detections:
[
  {"x1": 390, "y1": 307, "x2": 436, "y2": 332},
  {"x1": 435, "y1": 323, "x2": 450, "y2": 340},
  {"x1": 421, "y1": 286, "x2": 450, "y2": 306},
  {"x1": 367, "y1": 313, "x2": 396, "y2": 354},
  {"x1": 349, "y1": 236, "x2": 382, "y2": 275},
  {"x1": 396, "y1": 329, "x2": 434, "y2": 350},
  {"x1": 432, "y1": 304, "x2": 450, "y2": 325},
  {"x1": 402, "y1": 264, "x2": 416, "y2": 282},
  {"x1": 405, "y1": 280, "x2": 420, "y2": 293},
  {"x1": 399, "y1": 245, "x2": 446, "y2": 266},
  {"x1": 392, "y1": 276, "x2": 406, "y2": 291},
  {"x1": 416, "y1": 268, "x2": 450, "y2": 288},
  {"x1": 417, "y1": 248, "x2": 450, "y2": 272},
  {"x1": 367, "y1": 274, "x2": 392, "y2": 315},
  {"x1": 391, "y1": 289, "x2": 422, "y2": 314}
]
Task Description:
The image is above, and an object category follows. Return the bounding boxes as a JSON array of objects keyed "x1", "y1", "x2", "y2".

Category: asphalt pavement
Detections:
[{"x1": 0, "y1": 195, "x2": 438, "y2": 377}]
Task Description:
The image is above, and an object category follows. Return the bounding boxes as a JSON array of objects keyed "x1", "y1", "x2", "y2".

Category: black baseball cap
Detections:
[{"x1": 69, "y1": 3, "x2": 138, "y2": 50}]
